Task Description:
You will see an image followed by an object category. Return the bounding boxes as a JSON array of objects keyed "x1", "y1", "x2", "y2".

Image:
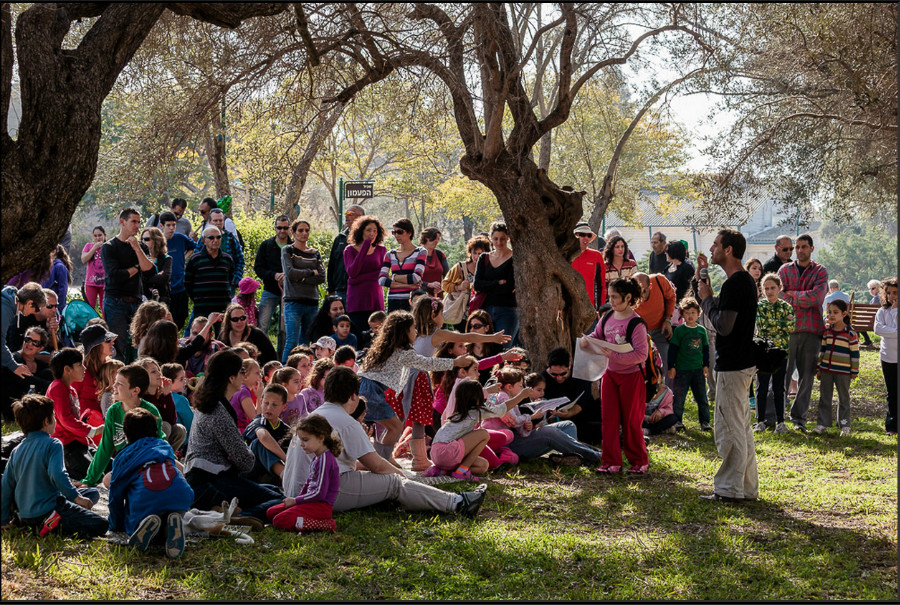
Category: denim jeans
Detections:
[
  {"x1": 259, "y1": 290, "x2": 284, "y2": 357},
  {"x1": 756, "y1": 359, "x2": 787, "y2": 424},
  {"x1": 484, "y1": 305, "x2": 519, "y2": 349},
  {"x1": 185, "y1": 468, "x2": 283, "y2": 522},
  {"x1": 672, "y1": 368, "x2": 710, "y2": 425},
  {"x1": 103, "y1": 296, "x2": 141, "y2": 360},
  {"x1": 508, "y1": 422, "x2": 600, "y2": 464},
  {"x1": 282, "y1": 301, "x2": 319, "y2": 363},
  {"x1": 19, "y1": 488, "x2": 106, "y2": 539}
]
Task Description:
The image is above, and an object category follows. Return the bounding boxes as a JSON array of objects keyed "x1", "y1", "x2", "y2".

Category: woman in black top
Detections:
[
  {"x1": 306, "y1": 295, "x2": 345, "y2": 343},
  {"x1": 664, "y1": 240, "x2": 694, "y2": 303},
  {"x1": 140, "y1": 227, "x2": 173, "y2": 306},
  {"x1": 473, "y1": 221, "x2": 517, "y2": 348},
  {"x1": 218, "y1": 303, "x2": 278, "y2": 364}
]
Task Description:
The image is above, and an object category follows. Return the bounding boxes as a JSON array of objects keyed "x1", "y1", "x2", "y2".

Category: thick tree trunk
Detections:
[
  {"x1": 1, "y1": 3, "x2": 289, "y2": 283},
  {"x1": 460, "y1": 152, "x2": 595, "y2": 367}
]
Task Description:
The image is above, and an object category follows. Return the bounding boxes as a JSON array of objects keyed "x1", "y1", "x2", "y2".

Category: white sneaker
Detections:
[
  {"x1": 840, "y1": 427, "x2": 851, "y2": 437},
  {"x1": 753, "y1": 422, "x2": 767, "y2": 433},
  {"x1": 774, "y1": 423, "x2": 789, "y2": 434},
  {"x1": 812, "y1": 425, "x2": 828, "y2": 435}
]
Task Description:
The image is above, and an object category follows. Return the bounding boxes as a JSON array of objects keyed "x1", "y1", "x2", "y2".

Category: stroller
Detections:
[{"x1": 62, "y1": 298, "x2": 100, "y2": 346}]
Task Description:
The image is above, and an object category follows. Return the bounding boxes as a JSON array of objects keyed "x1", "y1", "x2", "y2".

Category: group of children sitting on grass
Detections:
[{"x1": 1, "y1": 275, "x2": 896, "y2": 556}]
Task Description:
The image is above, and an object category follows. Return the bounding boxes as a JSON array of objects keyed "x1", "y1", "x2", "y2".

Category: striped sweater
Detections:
[
  {"x1": 378, "y1": 247, "x2": 425, "y2": 301},
  {"x1": 818, "y1": 325, "x2": 859, "y2": 376},
  {"x1": 184, "y1": 248, "x2": 235, "y2": 317}
]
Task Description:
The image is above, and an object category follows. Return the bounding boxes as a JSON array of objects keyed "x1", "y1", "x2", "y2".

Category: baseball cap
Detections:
[
  {"x1": 81, "y1": 324, "x2": 117, "y2": 356},
  {"x1": 312, "y1": 336, "x2": 337, "y2": 351}
]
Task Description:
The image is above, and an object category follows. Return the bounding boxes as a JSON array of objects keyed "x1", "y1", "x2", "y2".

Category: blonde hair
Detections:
[{"x1": 95, "y1": 359, "x2": 125, "y2": 400}]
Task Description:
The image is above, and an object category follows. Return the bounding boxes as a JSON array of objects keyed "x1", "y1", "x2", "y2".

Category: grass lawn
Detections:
[{"x1": 1, "y1": 349, "x2": 897, "y2": 600}]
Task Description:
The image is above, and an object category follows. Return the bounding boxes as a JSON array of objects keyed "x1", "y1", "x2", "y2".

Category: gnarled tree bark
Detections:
[{"x1": 1, "y1": 2, "x2": 288, "y2": 283}]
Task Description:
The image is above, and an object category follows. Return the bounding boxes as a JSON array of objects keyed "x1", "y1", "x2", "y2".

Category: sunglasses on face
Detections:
[
  {"x1": 276, "y1": 226, "x2": 290, "y2": 230},
  {"x1": 141, "y1": 237, "x2": 152, "y2": 242},
  {"x1": 391, "y1": 230, "x2": 406, "y2": 235},
  {"x1": 576, "y1": 233, "x2": 592, "y2": 238},
  {"x1": 23, "y1": 337, "x2": 42, "y2": 346},
  {"x1": 780, "y1": 247, "x2": 794, "y2": 252},
  {"x1": 469, "y1": 322, "x2": 486, "y2": 330},
  {"x1": 230, "y1": 315, "x2": 247, "y2": 322},
  {"x1": 547, "y1": 369, "x2": 568, "y2": 377},
  {"x1": 45, "y1": 303, "x2": 58, "y2": 309},
  {"x1": 206, "y1": 235, "x2": 222, "y2": 240}
]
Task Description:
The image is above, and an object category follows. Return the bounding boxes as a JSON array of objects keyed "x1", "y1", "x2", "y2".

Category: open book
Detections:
[{"x1": 523, "y1": 392, "x2": 582, "y2": 416}]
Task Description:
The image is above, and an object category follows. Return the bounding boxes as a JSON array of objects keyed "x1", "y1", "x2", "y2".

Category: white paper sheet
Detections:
[{"x1": 572, "y1": 337, "x2": 610, "y2": 381}]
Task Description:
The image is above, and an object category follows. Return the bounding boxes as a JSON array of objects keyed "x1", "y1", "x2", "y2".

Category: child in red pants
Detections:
[
  {"x1": 266, "y1": 416, "x2": 340, "y2": 533},
  {"x1": 582, "y1": 277, "x2": 650, "y2": 475}
]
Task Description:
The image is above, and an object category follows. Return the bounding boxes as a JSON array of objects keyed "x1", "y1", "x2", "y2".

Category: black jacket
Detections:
[
  {"x1": 254, "y1": 236, "x2": 286, "y2": 295},
  {"x1": 326, "y1": 229, "x2": 350, "y2": 294}
]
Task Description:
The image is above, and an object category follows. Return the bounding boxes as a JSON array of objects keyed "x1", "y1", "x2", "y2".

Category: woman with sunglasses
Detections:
[
  {"x1": 379, "y1": 218, "x2": 426, "y2": 313},
  {"x1": 219, "y1": 303, "x2": 278, "y2": 365},
  {"x1": 139, "y1": 226, "x2": 173, "y2": 307},
  {"x1": 473, "y1": 221, "x2": 518, "y2": 348},
  {"x1": 2, "y1": 327, "x2": 53, "y2": 420},
  {"x1": 281, "y1": 219, "x2": 326, "y2": 361}
]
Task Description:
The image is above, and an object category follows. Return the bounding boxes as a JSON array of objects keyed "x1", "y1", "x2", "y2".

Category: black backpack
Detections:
[{"x1": 599, "y1": 311, "x2": 664, "y2": 402}]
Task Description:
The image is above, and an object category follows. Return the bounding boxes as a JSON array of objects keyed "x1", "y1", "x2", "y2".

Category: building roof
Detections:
[
  {"x1": 745, "y1": 221, "x2": 821, "y2": 244},
  {"x1": 604, "y1": 186, "x2": 771, "y2": 229}
]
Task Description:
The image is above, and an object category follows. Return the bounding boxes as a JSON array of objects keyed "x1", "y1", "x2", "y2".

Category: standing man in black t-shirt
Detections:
[
  {"x1": 101, "y1": 207, "x2": 155, "y2": 360},
  {"x1": 696, "y1": 228, "x2": 759, "y2": 502}
]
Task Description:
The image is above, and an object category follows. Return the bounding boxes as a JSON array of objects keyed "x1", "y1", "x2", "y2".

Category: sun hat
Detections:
[
  {"x1": 573, "y1": 222, "x2": 594, "y2": 236},
  {"x1": 238, "y1": 277, "x2": 260, "y2": 295},
  {"x1": 80, "y1": 324, "x2": 117, "y2": 356}
]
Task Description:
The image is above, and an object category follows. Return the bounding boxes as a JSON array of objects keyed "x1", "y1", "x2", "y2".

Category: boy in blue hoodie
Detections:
[
  {"x1": 107, "y1": 407, "x2": 194, "y2": 558},
  {"x1": 1, "y1": 394, "x2": 107, "y2": 539}
]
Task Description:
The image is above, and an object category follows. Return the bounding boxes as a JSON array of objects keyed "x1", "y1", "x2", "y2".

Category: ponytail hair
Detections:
[{"x1": 294, "y1": 415, "x2": 343, "y2": 456}]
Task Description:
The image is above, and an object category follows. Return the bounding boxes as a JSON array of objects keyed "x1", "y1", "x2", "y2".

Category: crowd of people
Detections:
[{"x1": 0, "y1": 197, "x2": 896, "y2": 553}]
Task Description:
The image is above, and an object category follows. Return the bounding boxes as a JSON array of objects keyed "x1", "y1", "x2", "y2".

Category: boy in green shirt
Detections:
[
  {"x1": 81, "y1": 365, "x2": 166, "y2": 487},
  {"x1": 667, "y1": 298, "x2": 711, "y2": 430}
]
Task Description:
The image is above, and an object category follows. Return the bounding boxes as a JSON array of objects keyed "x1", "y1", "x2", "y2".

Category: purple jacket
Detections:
[{"x1": 344, "y1": 239, "x2": 386, "y2": 313}]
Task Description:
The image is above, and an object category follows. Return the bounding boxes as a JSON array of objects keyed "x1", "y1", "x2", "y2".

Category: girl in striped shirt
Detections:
[
  {"x1": 813, "y1": 299, "x2": 859, "y2": 436},
  {"x1": 379, "y1": 218, "x2": 426, "y2": 312}
]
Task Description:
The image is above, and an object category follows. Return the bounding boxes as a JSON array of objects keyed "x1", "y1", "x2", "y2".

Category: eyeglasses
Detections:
[
  {"x1": 276, "y1": 226, "x2": 290, "y2": 231},
  {"x1": 141, "y1": 237, "x2": 151, "y2": 242},
  {"x1": 547, "y1": 369, "x2": 569, "y2": 377},
  {"x1": 23, "y1": 337, "x2": 42, "y2": 346},
  {"x1": 230, "y1": 315, "x2": 247, "y2": 322},
  {"x1": 780, "y1": 247, "x2": 794, "y2": 252},
  {"x1": 45, "y1": 303, "x2": 58, "y2": 309},
  {"x1": 469, "y1": 322, "x2": 485, "y2": 330},
  {"x1": 206, "y1": 235, "x2": 222, "y2": 240},
  {"x1": 576, "y1": 233, "x2": 593, "y2": 238}
]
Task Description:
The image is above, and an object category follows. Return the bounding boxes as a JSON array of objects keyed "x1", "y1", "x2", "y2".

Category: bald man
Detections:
[{"x1": 633, "y1": 272, "x2": 676, "y2": 376}]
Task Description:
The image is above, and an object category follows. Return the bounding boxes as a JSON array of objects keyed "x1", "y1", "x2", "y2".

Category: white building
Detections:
[{"x1": 598, "y1": 187, "x2": 821, "y2": 264}]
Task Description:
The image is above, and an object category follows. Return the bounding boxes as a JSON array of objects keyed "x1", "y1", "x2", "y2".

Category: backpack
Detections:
[{"x1": 599, "y1": 311, "x2": 664, "y2": 403}]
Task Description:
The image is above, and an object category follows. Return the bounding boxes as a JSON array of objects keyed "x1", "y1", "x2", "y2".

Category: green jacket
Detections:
[{"x1": 82, "y1": 399, "x2": 164, "y2": 486}]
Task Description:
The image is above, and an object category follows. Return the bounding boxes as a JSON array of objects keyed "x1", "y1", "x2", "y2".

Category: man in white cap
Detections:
[{"x1": 571, "y1": 222, "x2": 606, "y2": 328}]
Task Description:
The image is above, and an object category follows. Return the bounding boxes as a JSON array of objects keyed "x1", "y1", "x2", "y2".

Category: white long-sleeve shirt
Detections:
[{"x1": 874, "y1": 306, "x2": 897, "y2": 363}]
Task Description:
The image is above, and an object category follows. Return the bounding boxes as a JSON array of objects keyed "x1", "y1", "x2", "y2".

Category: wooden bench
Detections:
[{"x1": 850, "y1": 303, "x2": 880, "y2": 333}]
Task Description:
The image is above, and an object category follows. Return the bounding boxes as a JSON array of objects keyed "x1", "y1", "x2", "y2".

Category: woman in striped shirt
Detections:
[{"x1": 379, "y1": 218, "x2": 425, "y2": 313}]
